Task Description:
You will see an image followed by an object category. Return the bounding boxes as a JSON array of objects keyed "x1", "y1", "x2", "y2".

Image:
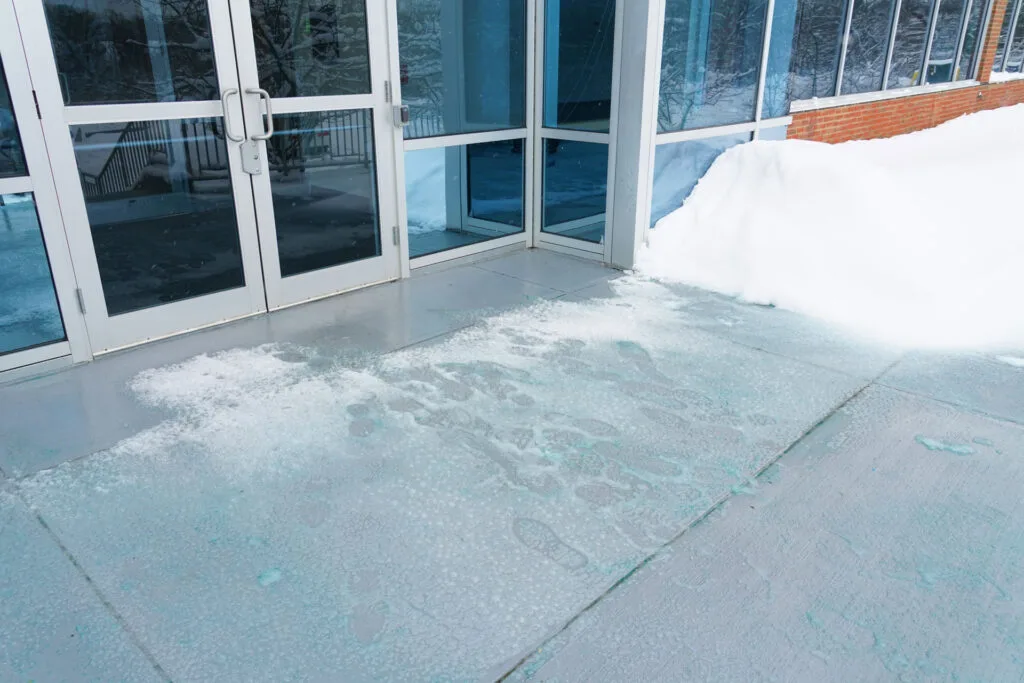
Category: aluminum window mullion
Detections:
[
  {"x1": 920, "y1": 0, "x2": 943, "y2": 84},
  {"x1": 882, "y1": 0, "x2": 905, "y2": 88},
  {"x1": 1001, "y1": 0, "x2": 1024, "y2": 71},
  {"x1": 951, "y1": 0, "x2": 976, "y2": 79},
  {"x1": 835, "y1": 0, "x2": 859, "y2": 96}
]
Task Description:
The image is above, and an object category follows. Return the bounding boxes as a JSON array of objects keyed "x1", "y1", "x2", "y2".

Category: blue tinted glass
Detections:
[
  {"x1": 1008, "y1": 4, "x2": 1024, "y2": 71},
  {"x1": 0, "y1": 193, "x2": 66, "y2": 355},
  {"x1": 71, "y1": 118, "x2": 245, "y2": 316},
  {"x1": 543, "y1": 0, "x2": 616, "y2": 132},
  {"x1": 660, "y1": 0, "x2": 769, "y2": 131},
  {"x1": 397, "y1": 0, "x2": 527, "y2": 139},
  {"x1": 542, "y1": 139, "x2": 607, "y2": 244},
  {"x1": 405, "y1": 140, "x2": 525, "y2": 259},
  {"x1": 993, "y1": 2, "x2": 1017, "y2": 71},
  {"x1": 956, "y1": 0, "x2": 987, "y2": 79},
  {"x1": 925, "y1": 0, "x2": 968, "y2": 83},
  {"x1": 268, "y1": 109, "x2": 381, "y2": 277},
  {"x1": 887, "y1": 0, "x2": 934, "y2": 88},
  {"x1": 650, "y1": 133, "x2": 749, "y2": 227},
  {"x1": 0, "y1": 56, "x2": 27, "y2": 178},
  {"x1": 841, "y1": 0, "x2": 898, "y2": 95},
  {"x1": 764, "y1": 0, "x2": 848, "y2": 117}
]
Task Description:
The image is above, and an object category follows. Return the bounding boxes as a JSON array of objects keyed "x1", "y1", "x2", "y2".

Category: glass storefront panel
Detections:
[
  {"x1": 405, "y1": 140, "x2": 525, "y2": 258},
  {"x1": 543, "y1": 0, "x2": 616, "y2": 132},
  {"x1": 887, "y1": 0, "x2": 934, "y2": 88},
  {"x1": 926, "y1": 0, "x2": 968, "y2": 83},
  {"x1": 541, "y1": 139, "x2": 607, "y2": 244},
  {"x1": 764, "y1": 0, "x2": 849, "y2": 118},
  {"x1": 42, "y1": 0, "x2": 219, "y2": 104},
  {"x1": 0, "y1": 193, "x2": 66, "y2": 355},
  {"x1": 1008, "y1": 3, "x2": 1024, "y2": 71},
  {"x1": 265, "y1": 109, "x2": 382, "y2": 277},
  {"x1": 397, "y1": 0, "x2": 527, "y2": 139},
  {"x1": 956, "y1": 0, "x2": 987, "y2": 79},
  {"x1": 841, "y1": 0, "x2": 898, "y2": 94},
  {"x1": 0, "y1": 55, "x2": 27, "y2": 179},
  {"x1": 993, "y1": 1, "x2": 1017, "y2": 70},
  {"x1": 649, "y1": 132, "x2": 749, "y2": 227},
  {"x1": 251, "y1": 0, "x2": 371, "y2": 98},
  {"x1": 70, "y1": 117, "x2": 246, "y2": 316},
  {"x1": 660, "y1": 0, "x2": 769, "y2": 131}
]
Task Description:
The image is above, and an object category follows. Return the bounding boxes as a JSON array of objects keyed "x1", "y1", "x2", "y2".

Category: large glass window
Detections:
[
  {"x1": 650, "y1": 133, "x2": 749, "y2": 227},
  {"x1": 1007, "y1": 1, "x2": 1024, "y2": 71},
  {"x1": 397, "y1": 0, "x2": 527, "y2": 139},
  {"x1": 251, "y1": 0, "x2": 371, "y2": 98},
  {"x1": 841, "y1": 0, "x2": 898, "y2": 94},
  {"x1": 70, "y1": 118, "x2": 246, "y2": 315},
  {"x1": 42, "y1": 0, "x2": 218, "y2": 105},
  {"x1": 0, "y1": 194, "x2": 66, "y2": 355},
  {"x1": 993, "y1": 1, "x2": 1018, "y2": 70},
  {"x1": 543, "y1": 0, "x2": 617, "y2": 132},
  {"x1": 926, "y1": 0, "x2": 969, "y2": 83},
  {"x1": 0, "y1": 56, "x2": 27, "y2": 179},
  {"x1": 541, "y1": 139, "x2": 607, "y2": 243},
  {"x1": 764, "y1": 0, "x2": 849, "y2": 118},
  {"x1": 659, "y1": 0, "x2": 769, "y2": 131},
  {"x1": 887, "y1": 0, "x2": 935, "y2": 88},
  {"x1": 957, "y1": 0, "x2": 988, "y2": 79},
  {"x1": 405, "y1": 140, "x2": 525, "y2": 258}
]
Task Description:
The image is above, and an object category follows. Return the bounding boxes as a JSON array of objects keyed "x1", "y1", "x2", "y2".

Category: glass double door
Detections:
[{"x1": 21, "y1": 0, "x2": 400, "y2": 352}]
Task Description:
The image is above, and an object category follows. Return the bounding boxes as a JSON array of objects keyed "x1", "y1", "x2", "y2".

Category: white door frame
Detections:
[
  {"x1": 17, "y1": 0, "x2": 268, "y2": 354},
  {"x1": 228, "y1": 0, "x2": 403, "y2": 310},
  {"x1": 0, "y1": 0, "x2": 89, "y2": 373}
]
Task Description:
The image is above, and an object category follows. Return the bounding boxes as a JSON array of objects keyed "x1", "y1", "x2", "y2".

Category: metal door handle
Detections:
[
  {"x1": 394, "y1": 104, "x2": 410, "y2": 128},
  {"x1": 220, "y1": 88, "x2": 244, "y2": 142},
  {"x1": 246, "y1": 88, "x2": 274, "y2": 141}
]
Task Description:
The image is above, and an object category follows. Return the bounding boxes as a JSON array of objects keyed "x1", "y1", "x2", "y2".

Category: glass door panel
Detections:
[
  {"x1": 230, "y1": 0, "x2": 399, "y2": 309},
  {"x1": 23, "y1": 0, "x2": 268, "y2": 352}
]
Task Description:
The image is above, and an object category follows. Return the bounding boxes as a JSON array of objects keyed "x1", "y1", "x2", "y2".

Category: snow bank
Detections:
[{"x1": 638, "y1": 105, "x2": 1024, "y2": 350}]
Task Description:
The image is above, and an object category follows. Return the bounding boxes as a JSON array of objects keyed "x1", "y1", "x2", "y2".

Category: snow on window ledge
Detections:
[
  {"x1": 789, "y1": 80, "x2": 981, "y2": 114},
  {"x1": 989, "y1": 71, "x2": 1024, "y2": 83}
]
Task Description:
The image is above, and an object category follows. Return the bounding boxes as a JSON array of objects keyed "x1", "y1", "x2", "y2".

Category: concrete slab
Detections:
[
  {"x1": 880, "y1": 351, "x2": 1024, "y2": 425},
  {"x1": 0, "y1": 487, "x2": 162, "y2": 682},
  {"x1": 16, "y1": 278, "x2": 863, "y2": 681},
  {"x1": 474, "y1": 249, "x2": 618, "y2": 294},
  {"x1": 510, "y1": 385, "x2": 1024, "y2": 682}
]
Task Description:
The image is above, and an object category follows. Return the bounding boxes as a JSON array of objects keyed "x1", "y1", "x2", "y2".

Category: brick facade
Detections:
[{"x1": 788, "y1": 0, "x2": 1024, "y2": 143}]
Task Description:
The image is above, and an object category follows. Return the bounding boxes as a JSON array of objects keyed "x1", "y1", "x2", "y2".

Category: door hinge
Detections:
[
  {"x1": 32, "y1": 90, "x2": 41, "y2": 119},
  {"x1": 392, "y1": 225, "x2": 399, "y2": 246},
  {"x1": 384, "y1": 80, "x2": 392, "y2": 103},
  {"x1": 74, "y1": 288, "x2": 87, "y2": 314}
]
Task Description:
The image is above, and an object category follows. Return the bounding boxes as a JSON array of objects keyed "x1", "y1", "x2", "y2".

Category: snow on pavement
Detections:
[
  {"x1": 639, "y1": 105, "x2": 1024, "y2": 350},
  {"x1": 17, "y1": 278, "x2": 867, "y2": 680}
]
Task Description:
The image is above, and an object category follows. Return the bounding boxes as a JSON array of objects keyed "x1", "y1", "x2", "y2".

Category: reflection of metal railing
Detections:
[
  {"x1": 80, "y1": 111, "x2": 377, "y2": 199},
  {"x1": 405, "y1": 113, "x2": 444, "y2": 140}
]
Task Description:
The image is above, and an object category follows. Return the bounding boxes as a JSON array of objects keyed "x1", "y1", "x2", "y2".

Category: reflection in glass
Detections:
[
  {"x1": 0, "y1": 194, "x2": 66, "y2": 355},
  {"x1": 542, "y1": 139, "x2": 607, "y2": 244},
  {"x1": 660, "y1": 0, "x2": 768, "y2": 131},
  {"x1": 956, "y1": 0, "x2": 987, "y2": 79},
  {"x1": 43, "y1": 0, "x2": 218, "y2": 105},
  {"x1": 925, "y1": 0, "x2": 968, "y2": 83},
  {"x1": 886, "y1": 0, "x2": 934, "y2": 88},
  {"x1": 650, "y1": 133, "x2": 749, "y2": 227},
  {"x1": 251, "y1": 0, "x2": 371, "y2": 98},
  {"x1": 841, "y1": 0, "x2": 898, "y2": 94},
  {"x1": 0, "y1": 56, "x2": 28, "y2": 178},
  {"x1": 1008, "y1": 4, "x2": 1024, "y2": 72},
  {"x1": 543, "y1": 0, "x2": 616, "y2": 132},
  {"x1": 993, "y1": 2, "x2": 1016, "y2": 71},
  {"x1": 405, "y1": 140, "x2": 524, "y2": 258},
  {"x1": 764, "y1": 0, "x2": 848, "y2": 118},
  {"x1": 267, "y1": 110, "x2": 381, "y2": 277},
  {"x1": 397, "y1": 0, "x2": 527, "y2": 139},
  {"x1": 71, "y1": 118, "x2": 245, "y2": 316}
]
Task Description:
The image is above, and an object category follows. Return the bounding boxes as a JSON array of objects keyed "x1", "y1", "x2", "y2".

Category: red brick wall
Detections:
[{"x1": 788, "y1": 0, "x2": 1024, "y2": 143}]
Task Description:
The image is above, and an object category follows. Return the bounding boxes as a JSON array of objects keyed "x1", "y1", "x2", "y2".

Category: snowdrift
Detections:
[{"x1": 638, "y1": 105, "x2": 1024, "y2": 350}]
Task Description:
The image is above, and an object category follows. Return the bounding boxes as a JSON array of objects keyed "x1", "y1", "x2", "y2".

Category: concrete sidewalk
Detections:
[{"x1": 1, "y1": 249, "x2": 1021, "y2": 682}]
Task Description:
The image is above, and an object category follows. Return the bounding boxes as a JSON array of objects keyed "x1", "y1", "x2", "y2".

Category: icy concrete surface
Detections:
[{"x1": 1, "y1": 251, "x2": 1020, "y2": 681}]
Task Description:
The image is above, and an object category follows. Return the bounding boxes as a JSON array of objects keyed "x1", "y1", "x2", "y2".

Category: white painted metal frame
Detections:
[
  {"x1": 16, "y1": 0, "x2": 268, "y2": 354},
  {"x1": 1, "y1": 0, "x2": 90, "y2": 372},
  {"x1": 391, "y1": 0, "x2": 535, "y2": 273},
  {"x1": 229, "y1": 0, "x2": 402, "y2": 310}
]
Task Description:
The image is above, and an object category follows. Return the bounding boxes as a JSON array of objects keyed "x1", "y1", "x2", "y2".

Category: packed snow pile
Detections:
[{"x1": 638, "y1": 105, "x2": 1024, "y2": 349}]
